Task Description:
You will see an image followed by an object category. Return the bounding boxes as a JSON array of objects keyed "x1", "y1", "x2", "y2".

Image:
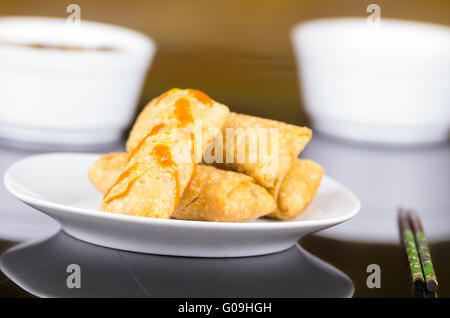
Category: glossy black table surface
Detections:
[{"x1": 0, "y1": 136, "x2": 448, "y2": 298}]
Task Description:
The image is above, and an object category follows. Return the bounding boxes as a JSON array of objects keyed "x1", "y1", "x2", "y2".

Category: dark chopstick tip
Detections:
[{"x1": 426, "y1": 279, "x2": 438, "y2": 293}]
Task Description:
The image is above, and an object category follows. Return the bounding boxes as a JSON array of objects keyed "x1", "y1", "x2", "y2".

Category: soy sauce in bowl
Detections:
[{"x1": 1, "y1": 41, "x2": 118, "y2": 52}]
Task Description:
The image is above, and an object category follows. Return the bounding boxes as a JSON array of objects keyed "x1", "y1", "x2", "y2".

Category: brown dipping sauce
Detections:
[{"x1": 1, "y1": 41, "x2": 118, "y2": 52}]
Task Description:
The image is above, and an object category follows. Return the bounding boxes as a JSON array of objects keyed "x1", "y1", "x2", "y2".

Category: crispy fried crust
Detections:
[
  {"x1": 268, "y1": 159, "x2": 324, "y2": 220},
  {"x1": 90, "y1": 153, "x2": 276, "y2": 222},
  {"x1": 214, "y1": 112, "x2": 312, "y2": 194},
  {"x1": 174, "y1": 165, "x2": 276, "y2": 222},
  {"x1": 88, "y1": 152, "x2": 128, "y2": 194},
  {"x1": 126, "y1": 88, "x2": 229, "y2": 157},
  {"x1": 101, "y1": 128, "x2": 196, "y2": 218}
]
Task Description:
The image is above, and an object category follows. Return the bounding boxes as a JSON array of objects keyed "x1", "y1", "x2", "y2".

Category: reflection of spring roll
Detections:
[
  {"x1": 101, "y1": 126, "x2": 196, "y2": 218},
  {"x1": 126, "y1": 88, "x2": 229, "y2": 155},
  {"x1": 101, "y1": 89, "x2": 229, "y2": 219},
  {"x1": 268, "y1": 159, "x2": 324, "y2": 220},
  {"x1": 213, "y1": 112, "x2": 312, "y2": 194},
  {"x1": 90, "y1": 154, "x2": 276, "y2": 222}
]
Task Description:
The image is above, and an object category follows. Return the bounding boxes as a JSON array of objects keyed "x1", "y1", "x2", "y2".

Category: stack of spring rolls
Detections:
[{"x1": 88, "y1": 89, "x2": 324, "y2": 222}]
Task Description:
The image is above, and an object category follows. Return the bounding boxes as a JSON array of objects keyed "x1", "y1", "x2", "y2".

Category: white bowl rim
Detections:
[
  {"x1": 291, "y1": 17, "x2": 450, "y2": 58},
  {"x1": 291, "y1": 16, "x2": 450, "y2": 35},
  {"x1": 0, "y1": 16, "x2": 156, "y2": 60}
]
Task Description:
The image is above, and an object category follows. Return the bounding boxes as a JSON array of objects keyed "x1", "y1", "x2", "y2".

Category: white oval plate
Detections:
[{"x1": 3, "y1": 153, "x2": 360, "y2": 257}]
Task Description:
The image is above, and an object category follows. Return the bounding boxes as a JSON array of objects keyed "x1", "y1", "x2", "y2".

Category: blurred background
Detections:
[{"x1": 2, "y1": 0, "x2": 449, "y2": 125}]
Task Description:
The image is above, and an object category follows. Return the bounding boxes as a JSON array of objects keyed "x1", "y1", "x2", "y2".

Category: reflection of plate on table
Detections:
[
  {"x1": 302, "y1": 136, "x2": 450, "y2": 244},
  {"x1": 4, "y1": 153, "x2": 360, "y2": 257},
  {"x1": 0, "y1": 231, "x2": 354, "y2": 297}
]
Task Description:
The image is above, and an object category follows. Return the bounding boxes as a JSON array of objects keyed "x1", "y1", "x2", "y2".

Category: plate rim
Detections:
[{"x1": 3, "y1": 152, "x2": 361, "y2": 230}]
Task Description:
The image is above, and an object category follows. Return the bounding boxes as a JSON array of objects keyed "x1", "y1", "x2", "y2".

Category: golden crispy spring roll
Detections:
[
  {"x1": 268, "y1": 159, "x2": 324, "y2": 220},
  {"x1": 90, "y1": 154, "x2": 276, "y2": 222},
  {"x1": 88, "y1": 153, "x2": 128, "y2": 194},
  {"x1": 101, "y1": 89, "x2": 229, "y2": 218},
  {"x1": 101, "y1": 126, "x2": 195, "y2": 218},
  {"x1": 126, "y1": 88, "x2": 229, "y2": 155},
  {"x1": 174, "y1": 165, "x2": 276, "y2": 222},
  {"x1": 213, "y1": 112, "x2": 312, "y2": 195}
]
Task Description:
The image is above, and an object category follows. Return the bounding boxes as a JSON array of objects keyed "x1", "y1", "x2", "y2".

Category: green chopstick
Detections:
[
  {"x1": 398, "y1": 208, "x2": 425, "y2": 293},
  {"x1": 408, "y1": 209, "x2": 438, "y2": 293}
]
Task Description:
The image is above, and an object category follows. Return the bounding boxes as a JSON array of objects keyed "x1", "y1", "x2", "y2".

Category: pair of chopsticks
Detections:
[{"x1": 398, "y1": 208, "x2": 438, "y2": 298}]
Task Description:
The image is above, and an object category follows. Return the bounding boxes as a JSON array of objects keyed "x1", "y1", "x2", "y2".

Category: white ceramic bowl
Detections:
[
  {"x1": 0, "y1": 17, "x2": 156, "y2": 149},
  {"x1": 292, "y1": 18, "x2": 450, "y2": 145}
]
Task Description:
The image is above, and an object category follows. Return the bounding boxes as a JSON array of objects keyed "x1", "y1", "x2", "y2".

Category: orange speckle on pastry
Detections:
[
  {"x1": 188, "y1": 89, "x2": 213, "y2": 107},
  {"x1": 153, "y1": 144, "x2": 174, "y2": 168},
  {"x1": 174, "y1": 98, "x2": 194, "y2": 127},
  {"x1": 127, "y1": 123, "x2": 166, "y2": 164},
  {"x1": 152, "y1": 144, "x2": 180, "y2": 211}
]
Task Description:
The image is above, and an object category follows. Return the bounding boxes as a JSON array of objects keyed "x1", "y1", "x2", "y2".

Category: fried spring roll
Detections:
[
  {"x1": 174, "y1": 165, "x2": 276, "y2": 222},
  {"x1": 213, "y1": 112, "x2": 312, "y2": 195},
  {"x1": 88, "y1": 153, "x2": 127, "y2": 193},
  {"x1": 126, "y1": 88, "x2": 229, "y2": 155},
  {"x1": 101, "y1": 89, "x2": 229, "y2": 219},
  {"x1": 90, "y1": 154, "x2": 276, "y2": 222},
  {"x1": 88, "y1": 152, "x2": 128, "y2": 194},
  {"x1": 101, "y1": 127, "x2": 195, "y2": 218},
  {"x1": 268, "y1": 159, "x2": 324, "y2": 220}
]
